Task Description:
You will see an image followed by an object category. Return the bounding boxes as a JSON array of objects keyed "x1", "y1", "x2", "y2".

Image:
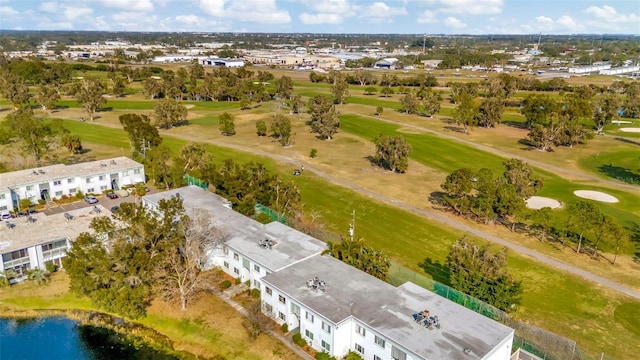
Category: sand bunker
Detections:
[
  {"x1": 612, "y1": 120, "x2": 632, "y2": 125},
  {"x1": 574, "y1": 190, "x2": 619, "y2": 203},
  {"x1": 185, "y1": 104, "x2": 195, "y2": 109},
  {"x1": 620, "y1": 128, "x2": 640, "y2": 133},
  {"x1": 526, "y1": 196, "x2": 562, "y2": 209}
]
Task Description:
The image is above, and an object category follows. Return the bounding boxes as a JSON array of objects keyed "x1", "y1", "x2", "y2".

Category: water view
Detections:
[{"x1": 0, "y1": 317, "x2": 178, "y2": 360}]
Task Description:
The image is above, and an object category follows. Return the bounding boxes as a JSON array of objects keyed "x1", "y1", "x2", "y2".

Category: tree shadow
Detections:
[
  {"x1": 614, "y1": 137, "x2": 640, "y2": 147},
  {"x1": 502, "y1": 121, "x2": 528, "y2": 129},
  {"x1": 627, "y1": 222, "x2": 640, "y2": 262},
  {"x1": 100, "y1": 107, "x2": 113, "y2": 112},
  {"x1": 597, "y1": 164, "x2": 640, "y2": 185},
  {"x1": 419, "y1": 257, "x2": 451, "y2": 286},
  {"x1": 443, "y1": 125, "x2": 466, "y2": 134}
]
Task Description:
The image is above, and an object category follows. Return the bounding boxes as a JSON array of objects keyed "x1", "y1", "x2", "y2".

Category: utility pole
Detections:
[
  {"x1": 423, "y1": 34, "x2": 426, "y2": 54},
  {"x1": 140, "y1": 139, "x2": 150, "y2": 160},
  {"x1": 349, "y1": 210, "x2": 356, "y2": 241}
]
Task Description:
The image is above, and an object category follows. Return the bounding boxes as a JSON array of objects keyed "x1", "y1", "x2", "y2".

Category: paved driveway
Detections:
[{"x1": 41, "y1": 190, "x2": 152, "y2": 215}]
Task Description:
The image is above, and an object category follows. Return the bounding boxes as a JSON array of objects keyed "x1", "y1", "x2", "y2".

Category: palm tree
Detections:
[
  {"x1": 0, "y1": 269, "x2": 17, "y2": 287},
  {"x1": 27, "y1": 268, "x2": 49, "y2": 285}
]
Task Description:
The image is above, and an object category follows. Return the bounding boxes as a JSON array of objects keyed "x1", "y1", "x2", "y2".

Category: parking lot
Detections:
[{"x1": 41, "y1": 189, "x2": 152, "y2": 216}]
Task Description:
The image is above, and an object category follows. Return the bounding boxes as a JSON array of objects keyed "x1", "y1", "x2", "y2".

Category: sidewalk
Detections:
[{"x1": 213, "y1": 284, "x2": 314, "y2": 360}]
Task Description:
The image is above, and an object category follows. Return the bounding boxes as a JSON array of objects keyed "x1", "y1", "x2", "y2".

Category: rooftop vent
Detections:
[
  {"x1": 64, "y1": 213, "x2": 74, "y2": 221},
  {"x1": 100, "y1": 161, "x2": 107, "y2": 167},
  {"x1": 258, "y1": 238, "x2": 277, "y2": 249},
  {"x1": 31, "y1": 170, "x2": 39, "y2": 175},
  {"x1": 412, "y1": 310, "x2": 440, "y2": 330},
  {"x1": 38, "y1": 169, "x2": 45, "y2": 174},
  {"x1": 110, "y1": 159, "x2": 117, "y2": 165},
  {"x1": 306, "y1": 277, "x2": 326, "y2": 292}
]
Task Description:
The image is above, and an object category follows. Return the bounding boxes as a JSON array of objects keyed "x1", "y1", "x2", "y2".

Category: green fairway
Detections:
[{"x1": 345, "y1": 96, "x2": 403, "y2": 110}]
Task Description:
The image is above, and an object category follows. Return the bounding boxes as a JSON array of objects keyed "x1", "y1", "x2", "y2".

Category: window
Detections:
[
  {"x1": 100, "y1": 185, "x2": 108, "y2": 191},
  {"x1": 0, "y1": 194, "x2": 4, "y2": 199},
  {"x1": 375, "y1": 336, "x2": 385, "y2": 348},
  {"x1": 253, "y1": 264, "x2": 260, "y2": 272},
  {"x1": 67, "y1": 178, "x2": 75, "y2": 184},
  {"x1": 305, "y1": 330, "x2": 314, "y2": 340},
  {"x1": 87, "y1": 188, "x2": 95, "y2": 193},
  {"x1": 355, "y1": 344, "x2": 364, "y2": 354},
  {"x1": 0, "y1": 205, "x2": 7, "y2": 211},
  {"x1": 223, "y1": 246, "x2": 229, "y2": 255},
  {"x1": 123, "y1": 170, "x2": 129, "y2": 176},
  {"x1": 305, "y1": 311, "x2": 314, "y2": 323},
  {"x1": 264, "y1": 303, "x2": 273, "y2": 313},
  {"x1": 391, "y1": 346, "x2": 407, "y2": 360},
  {"x1": 134, "y1": 169, "x2": 141, "y2": 175},
  {"x1": 278, "y1": 295, "x2": 286, "y2": 304},
  {"x1": 233, "y1": 267, "x2": 239, "y2": 275},
  {"x1": 322, "y1": 322, "x2": 331, "y2": 333},
  {"x1": 233, "y1": 253, "x2": 239, "y2": 260},
  {"x1": 374, "y1": 356, "x2": 383, "y2": 360},
  {"x1": 291, "y1": 303, "x2": 300, "y2": 316},
  {"x1": 55, "y1": 191, "x2": 63, "y2": 197},
  {"x1": 253, "y1": 280, "x2": 260, "y2": 288},
  {"x1": 279, "y1": 312, "x2": 286, "y2": 321},
  {"x1": 321, "y1": 340, "x2": 330, "y2": 352},
  {"x1": 356, "y1": 324, "x2": 366, "y2": 336},
  {"x1": 26, "y1": 185, "x2": 34, "y2": 191},
  {"x1": 223, "y1": 261, "x2": 229, "y2": 268},
  {"x1": 265, "y1": 287, "x2": 272, "y2": 295},
  {"x1": 69, "y1": 188, "x2": 77, "y2": 194},
  {"x1": 99, "y1": 175, "x2": 106, "y2": 181},
  {"x1": 53, "y1": 180, "x2": 62, "y2": 186},
  {"x1": 86, "y1": 177, "x2": 91, "y2": 183},
  {"x1": 242, "y1": 258, "x2": 250, "y2": 269}
]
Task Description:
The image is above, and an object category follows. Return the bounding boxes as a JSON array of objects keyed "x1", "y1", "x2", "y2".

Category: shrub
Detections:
[
  {"x1": 375, "y1": 106, "x2": 384, "y2": 115},
  {"x1": 315, "y1": 352, "x2": 336, "y2": 360},
  {"x1": 75, "y1": 191, "x2": 85, "y2": 200},
  {"x1": 234, "y1": 277, "x2": 241, "y2": 285},
  {"x1": 245, "y1": 280, "x2": 251, "y2": 287},
  {"x1": 251, "y1": 288, "x2": 261, "y2": 298},
  {"x1": 255, "y1": 212, "x2": 272, "y2": 224},
  {"x1": 310, "y1": 148, "x2": 318, "y2": 158},
  {"x1": 220, "y1": 280, "x2": 232, "y2": 289},
  {"x1": 45, "y1": 262, "x2": 58, "y2": 273},
  {"x1": 37, "y1": 199, "x2": 46, "y2": 205},
  {"x1": 281, "y1": 323, "x2": 288, "y2": 333},
  {"x1": 292, "y1": 333, "x2": 307, "y2": 347}
]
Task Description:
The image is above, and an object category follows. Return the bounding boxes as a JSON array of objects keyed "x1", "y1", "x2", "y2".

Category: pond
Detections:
[{"x1": 0, "y1": 316, "x2": 179, "y2": 360}]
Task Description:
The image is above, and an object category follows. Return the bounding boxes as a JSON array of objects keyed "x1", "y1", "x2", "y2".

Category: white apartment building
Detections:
[
  {"x1": 0, "y1": 205, "x2": 110, "y2": 282},
  {"x1": 261, "y1": 254, "x2": 514, "y2": 360},
  {"x1": 0, "y1": 157, "x2": 144, "y2": 213},
  {"x1": 143, "y1": 186, "x2": 515, "y2": 360}
]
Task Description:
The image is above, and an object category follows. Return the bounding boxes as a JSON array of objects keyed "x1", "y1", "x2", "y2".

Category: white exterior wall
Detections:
[
  {"x1": 482, "y1": 331, "x2": 514, "y2": 360},
  {"x1": 0, "y1": 190, "x2": 11, "y2": 213},
  {"x1": 333, "y1": 321, "x2": 352, "y2": 356}
]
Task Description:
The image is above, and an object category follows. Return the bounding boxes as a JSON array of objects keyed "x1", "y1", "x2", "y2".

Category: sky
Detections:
[{"x1": 0, "y1": 0, "x2": 638, "y2": 35}]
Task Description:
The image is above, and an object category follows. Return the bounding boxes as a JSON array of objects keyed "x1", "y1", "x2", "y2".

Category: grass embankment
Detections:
[
  {"x1": 0, "y1": 273, "x2": 298, "y2": 360},
  {"x1": 44, "y1": 119, "x2": 640, "y2": 359}
]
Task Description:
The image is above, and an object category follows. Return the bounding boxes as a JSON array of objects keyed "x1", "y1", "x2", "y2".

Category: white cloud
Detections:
[
  {"x1": 556, "y1": 15, "x2": 582, "y2": 32},
  {"x1": 39, "y1": 2, "x2": 59, "y2": 13},
  {"x1": 421, "y1": 0, "x2": 503, "y2": 15},
  {"x1": 299, "y1": 12, "x2": 343, "y2": 25},
  {"x1": 584, "y1": 5, "x2": 638, "y2": 23},
  {"x1": 417, "y1": 10, "x2": 438, "y2": 24},
  {"x1": 533, "y1": 16, "x2": 553, "y2": 28},
  {"x1": 361, "y1": 2, "x2": 407, "y2": 20},
  {"x1": 101, "y1": 0, "x2": 154, "y2": 12},
  {"x1": 302, "y1": 0, "x2": 355, "y2": 15},
  {"x1": 197, "y1": 0, "x2": 290, "y2": 24},
  {"x1": 63, "y1": 6, "x2": 93, "y2": 20},
  {"x1": 197, "y1": 0, "x2": 225, "y2": 17},
  {"x1": 444, "y1": 16, "x2": 467, "y2": 28},
  {"x1": 0, "y1": 5, "x2": 18, "y2": 17}
]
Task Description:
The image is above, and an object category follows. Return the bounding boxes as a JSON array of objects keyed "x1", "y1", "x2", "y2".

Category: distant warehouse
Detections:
[
  {"x1": 599, "y1": 65, "x2": 640, "y2": 75},
  {"x1": 568, "y1": 63, "x2": 611, "y2": 74},
  {"x1": 200, "y1": 57, "x2": 245, "y2": 68}
]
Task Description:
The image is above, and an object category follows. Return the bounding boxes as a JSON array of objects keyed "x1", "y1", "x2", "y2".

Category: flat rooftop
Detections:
[
  {"x1": 0, "y1": 205, "x2": 111, "y2": 254},
  {"x1": 0, "y1": 157, "x2": 143, "y2": 189},
  {"x1": 262, "y1": 255, "x2": 514, "y2": 360},
  {"x1": 143, "y1": 186, "x2": 326, "y2": 272}
]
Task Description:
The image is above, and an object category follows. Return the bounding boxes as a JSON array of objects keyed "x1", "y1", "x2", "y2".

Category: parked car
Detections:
[
  {"x1": 110, "y1": 205, "x2": 120, "y2": 213},
  {"x1": 107, "y1": 191, "x2": 118, "y2": 199},
  {"x1": 1, "y1": 213, "x2": 12, "y2": 220},
  {"x1": 85, "y1": 196, "x2": 98, "y2": 204}
]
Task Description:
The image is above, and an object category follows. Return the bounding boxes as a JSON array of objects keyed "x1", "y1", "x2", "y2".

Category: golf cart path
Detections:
[
  {"x1": 167, "y1": 131, "x2": 640, "y2": 301},
  {"x1": 350, "y1": 111, "x2": 640, "y2": 192}
]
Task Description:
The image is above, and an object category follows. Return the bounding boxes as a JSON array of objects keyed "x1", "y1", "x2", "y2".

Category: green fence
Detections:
[
  {"x1": 183, "y1": 174, "x2": 208, "y2": 189},
  {"x1": 255, "y1": 203, "x2": 287, "y2": 224}
]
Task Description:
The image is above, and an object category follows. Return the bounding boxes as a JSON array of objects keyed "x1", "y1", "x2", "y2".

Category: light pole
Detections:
[{"x1": 349, "y1": 210, "x2": 355, "y2": 241}]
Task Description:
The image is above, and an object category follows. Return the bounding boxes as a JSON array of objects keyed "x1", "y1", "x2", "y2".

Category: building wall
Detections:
[
  {"x1": 1, "y1": 238, "x2": 70, "y2": 280},
  {"x1": 482, "y1": 331, "x2": 514, "y2": 360}
]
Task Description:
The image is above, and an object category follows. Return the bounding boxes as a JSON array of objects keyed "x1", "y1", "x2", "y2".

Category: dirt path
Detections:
[{"x1": 349, "y1": 111, "x2": 640, "y2": 192}]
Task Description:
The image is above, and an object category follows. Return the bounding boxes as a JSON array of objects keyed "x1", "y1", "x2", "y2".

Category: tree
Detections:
[
  {"x1": 453, "y1": 93, "x2": 478, "y2": 134},
  {"x1": 5, "y1": 109, "x2": 59, "y2": 166},
  {"x1": 0, "y1": 73, "x2": 30, "y2": 109},
  {"x1": 501, "y1": 158, "x2": 542, "y2": 199},
  {"x1": 119, "y1": 113, "x2": 162, "y2": 155},
  {"x1": 400, "y1": 93, "x2": 419, "y2": 114},
  {"x1": 288, "y1": 94, "x2": 303, "y2": 115},
  {"x1": 330, "y1": 72, "x2": 350, "y2": 104},
  {"x1": 375, "y1": 106, "x2": 383, "y2": 116},
  {"x1": 146, "y1": 144, "x2": 183, "y2": 189},
  {"x1": 623, "y1": 82, "x2": 640, "y2": 118},
  {"x1": 421, "y1": 89, "x2": 440, "y2": 117},
  {"x1": 493, "y1": 184, "x2": 526, "y2": 231},
  {"x1": 256, "y1": 119, "x2": 267, "y2": 136},
  {"x1": 363, "y1": 86, "x2": 377, "y2": 95},
  {"x1": 243, "y1": 301, "x2": 272, "y2": 341},
  {"x1": 143, "y1": 78, "x2": 163, "y2": 99},
  {"x1": 441, "y1": 168, "x2": 475, "y2": 215},
  {"x1": 61, "y1": 134, "x2": 83, "y2": 154},
  {"x1": 76, "y1": 78, "x2": 107, "y2": 121},
  {"x1": 219, "y1": 112, "x2": 236, "y2": 136},
  {"x1": 307, "y1": 95, "x2": 340, "y2": 140},
  {"x1": 154, "y1": 98, "x2": 188, "y2": 129},
  {"x1": 520, "y1": 94, "x2": 558, "y2": 128},
  {"x1": 36, "y1": 84, "x2": 60, "y2": 111},
  {"x1": 27, "y1": 268, "x2": 49, "y2": 285},
  {"x1": 380, "y1": 86, "x2": 394, "y2": 98},
  {"x1": 373, "y1": 134, "x2": 412, "y2": 173},
  {"x1": 592, "y1": 93, "x2": 621, "y2": 133},
  {"x1": 155, "y1": 209, "x2": 228, "y2": 310},
  {"x1": 529, "y1": 207, "x2": 554, "y2": 242},
  {"x1": 275, "y1": 75, "x2": 293, "y2": 100},
  {"x1": 446, "y1": 237, "x2": 522, "y2": 312},
  {"x1": 476, "y1": 97, "x2": 504, "y2": 128},
  {"x1": 568, "y1": 200, "x2": 601, "y2": 254},
  {"x1": 112, "y1": 76, "x2": 127, "y2": 97},
  {"x1": 270, "y1": 113, "x2": 293, "y2": 146},
  {"x1": 179, "y1": 142, "x2": 212, "y2": 175},
  {"x1": 322, "y1": 238, "x2": 390, "y2": 281}
]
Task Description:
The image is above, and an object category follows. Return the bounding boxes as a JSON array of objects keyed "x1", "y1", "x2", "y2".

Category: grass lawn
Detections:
[{"x1": 0, "y1": 273, "x2": 298, "y2": 360}]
